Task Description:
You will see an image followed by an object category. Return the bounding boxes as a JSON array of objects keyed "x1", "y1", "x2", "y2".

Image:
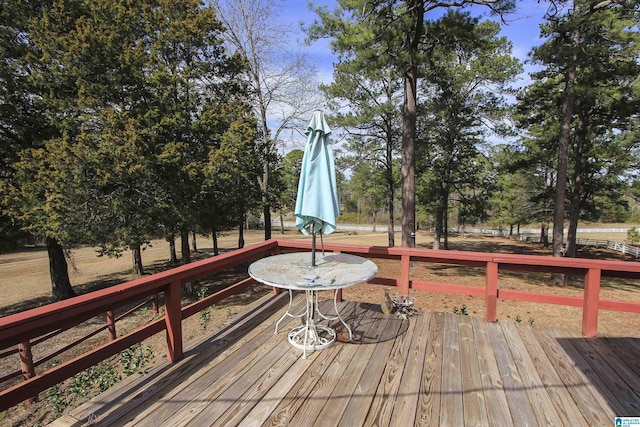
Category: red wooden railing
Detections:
[{"x1": 1, "y1": 238, "x2": 639, "y2": 411}]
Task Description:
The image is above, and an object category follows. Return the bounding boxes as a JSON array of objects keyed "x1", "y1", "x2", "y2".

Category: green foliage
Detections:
[
  {"x1": 70, "y1": 361, "x2": 121, "y2": 395},
  {"x1": 120, "y1": 344, "x2": 154, "y2": 376},
  {"x1": 2, "y1": 0, "x2": 256, "y2": 297},
  {"x1": 44, "y1": 345, "x2": 153, "y2": 416},
  {"x1": 45, "y1": 385, "x2": 67, "y2": 418},
  {"x1": 345, "y1": 162, "x2": 388, "y2": 224},
  {"x1": 416, "y1": 11, "x2": 521, "y2": 247},
  {"x1": 197, "y1": 287, "x2": 212, "y2": 331},
  {"x1": 215, "y1": 0, "x2": 320, "y2": 239},
  {"x1": 453, "y1": 305, "x2": 468, "y2": 316},
  {"x1": 309, "y1": 0, "x2": 515, "y2": 245},
  {"x1": 278, "y1": 149, "x2": 304, "y2": 214},
  {"x1": 518, "y1": 0, "x2": 640, "y2": 255},
  {"x1": 627, "y1": 227, "x2": 640, "y2": 245},
  {"x1": 488, "y1": 144, "x2": 548, "y2": 230}
]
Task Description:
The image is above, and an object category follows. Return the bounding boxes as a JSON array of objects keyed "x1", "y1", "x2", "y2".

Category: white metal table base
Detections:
[{"x1": 275, "y1": 288, "x2": 353, "y2": 359}]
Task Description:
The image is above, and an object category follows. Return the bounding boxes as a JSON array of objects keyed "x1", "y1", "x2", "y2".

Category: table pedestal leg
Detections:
[
  {"x1": 274, "y1": 289, "x2": 305, "y2": 334},
  {"x1": 287, "y1": 290, "x2": 336, "y2": 359},
  {"x1": 315, "y1": 290, "x2": 353, "y2": 341}
]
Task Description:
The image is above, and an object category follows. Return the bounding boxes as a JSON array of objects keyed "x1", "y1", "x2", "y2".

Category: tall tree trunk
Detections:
[
  {"x1": 212, "y1": 228, "x2": 219, "y2": 256},
  {"x1": 552, "y1": 66, "x2": 575, "y2": 256},
  {"x1": 541, "y1": 222, "x2": 549, "y2": 247},
  {"x1": 180, "y1": 228, "x2": 191, "y2": 264},
  {"x1": 552, "y1": 7, "x2": 579, "y2": 285},
  {"x1": 258, "y1": 100, "x2": 272, "y2": 241},
  {"x1": 442, "y1": 189, "x2": 449, "y2": 250},
  {"x1": 567, "y1": 115, "x2": 586, "y2": 258},
  {"x1": 386, "y1": 145, "x2": 395, "y2": 248},
  {"x1": 433, "y1": 220, "x2": 441, "y2": 250},
  {"x1": 168, "y1": 236, "x2": 177, "y2": 264},
  {"x1": 443, "y1": 214, "x2": 449, "y2": 250},
  {"x1": 280, "y1": 212, "x2": 285, "y2": 234},
  {"x1": 238, "y1": 216, "x2": 245, "y2": 248},
  {"x1": 401, "y1": 0, "x2": 423, "y2": 248},
  {"x1": 180, "y1": 228, "x2": 193, "y2": 294},
  {"x1": 401, "y1": 64, "x2": 417, "y2": 249},
  {"x1": 46, "y1": 237, "x2": 75, "y2": 301},
  {"x1": 132, "y1": 244, "x2": 144, "y2": 275},
  {"x1": 263, "y1": 202, "x2": 271, "y2": 240},
  {"x1": 191, "y1": 230, "x2": 197, "y2": 253}
]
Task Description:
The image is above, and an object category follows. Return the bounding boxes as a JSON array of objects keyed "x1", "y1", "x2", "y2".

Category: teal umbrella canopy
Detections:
[{"x1": 294, "y1": 110, "x2": 340, "y2": 237}]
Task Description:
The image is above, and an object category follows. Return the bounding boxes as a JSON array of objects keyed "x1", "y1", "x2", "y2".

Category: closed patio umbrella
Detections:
[{"x1": 294, "y1": 110, "x2": 339, "y2": 266}]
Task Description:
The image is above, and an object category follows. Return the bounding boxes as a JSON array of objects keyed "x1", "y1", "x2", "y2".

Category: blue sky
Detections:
[{"x1": 275, "y1": 0, "x2": 550, "y2": 87}]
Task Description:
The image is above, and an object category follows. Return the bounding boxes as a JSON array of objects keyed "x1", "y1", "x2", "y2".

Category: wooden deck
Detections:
[{"x1": 52, "y1": 292, "x2": 640, "y2": 426}]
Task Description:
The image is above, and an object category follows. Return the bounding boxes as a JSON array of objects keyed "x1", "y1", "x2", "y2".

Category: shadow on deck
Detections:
[{"x1": 52, "y1": 292, "x2": 639, "y2": 426}]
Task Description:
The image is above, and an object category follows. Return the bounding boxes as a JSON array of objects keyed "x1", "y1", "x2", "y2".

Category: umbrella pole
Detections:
[{"x1": 311, "y1": 223, "x2": 316, "y2": 267}]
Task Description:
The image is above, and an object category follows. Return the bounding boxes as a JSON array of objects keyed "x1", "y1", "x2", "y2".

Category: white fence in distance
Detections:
[{"x1": 274, "y1": 221, "x2": 639, "y2": 258}]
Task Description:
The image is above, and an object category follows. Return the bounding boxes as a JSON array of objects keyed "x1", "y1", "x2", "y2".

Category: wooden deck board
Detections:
[
  {"x1": 486, "y1": 319, "x2": 538, "y2": 427},
  {"x1": 54, "y1": 293, "x2": 640, "y2": 427},
  {"x1": 389, "y1": 308, "x2": 430, "y2": 427},
  {"x1": 513, "y1": 322, "x2": 589, "y2": 427},
  {"x1": 535, "y1": 325, "x2": 614, "y2": 426},
  {"x1": 500, "y1": 320, "x2": 563, "y2": 426},
  {"x1": 415, "y1": 312, "x2": 444, "y2": 427},
  {"x1": 469, "y1": 316, "x2": 512, "y2": 427},
  {"x1": 458, "y1": 315, "x2": 489, "y2": 427},
  {"x1": 336, "y1": 307, "x2": 406, "y2": 427},
  {"x1": 312, "y1": 303, "x2": 388, "y2": 427},
  {"x1": 557, "y1": 327, "x2": 640, "y2": 416},
  {"x1": 363, "y1": 307, "x2": 418, "y2": 426},
  {"x1": 440, "y1": 312, "x2": 464, "y2": 426}
]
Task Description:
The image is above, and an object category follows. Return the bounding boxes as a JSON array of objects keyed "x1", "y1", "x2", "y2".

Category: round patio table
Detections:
[{"x1": 248, "y1": 252, "x2": 378, "y2": 358}]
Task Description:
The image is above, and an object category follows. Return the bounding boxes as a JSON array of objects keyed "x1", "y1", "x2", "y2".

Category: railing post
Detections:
[
  {"x1": 18, "y1": 341, "x2": 36, "y2": 404},
  {"x1": 165, "y1": 280, "x2": 183, "y2": 362},
  {"x1": 106, "y1": 310, "x2": 116, "y2": 341},
  {"x1": 400, "y1": 254, "x2": 410, "y2": 296},
  {"x1": 582, "y1": 268, "x2": 601, "y2": 337},
  {"x1": 485, "y1": 261, "x2": 498, "y2": 322}
]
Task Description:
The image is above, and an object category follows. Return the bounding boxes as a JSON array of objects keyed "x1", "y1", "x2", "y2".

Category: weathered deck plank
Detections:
[
  {"x1": 514, "y1": 321, "x2": 589, "y2": 427},
  {"x1": 311, "y1": 303, "x2": 389, "y2": 426},
  {"x1": 415, "y1": 312, "x2": 444, "y2": 427},
  {"x1": 487, "y1": 318, "x2": 538, "y2": 427},
  {"x1": 52, "y1": 293, "x2": 640, "y2": 427},
  {"x1": 336, "y1": 307, "x2": 406, "y2": 427},
  {"x1": 556, "y1": 327, "x2": 640, "y2": 416},
  {"x1": 440, "y1": 312, "x2": 464, "y2": 426},
  {"x1": 388, "y1": 308, "x2": 430, "y2": 427},
  {"x1": 458, "y1": 315, "x2": 489, "y2": 427},
  {"x1": 535, "y1": 325, "x2": 614, "y2": 426},
  {"x1": 500, "y1": 320, "x2": 563, "y2": 426},
  {"x1": 469, "y1": 316, "x2": 512, "y2": 427},
  {"x1": 363, "y1": 307, "x2": 418, "y2": 426}
]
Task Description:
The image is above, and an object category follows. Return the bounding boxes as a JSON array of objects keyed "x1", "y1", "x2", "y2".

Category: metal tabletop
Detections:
[{"x1": 248, "y1": 252, "x2": 378, "y2": 290}]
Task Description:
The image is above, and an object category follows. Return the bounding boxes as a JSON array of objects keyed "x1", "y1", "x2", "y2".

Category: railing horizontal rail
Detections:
[{"x1": 274, "y1": 238, "x2": 640, "y2": 320}]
